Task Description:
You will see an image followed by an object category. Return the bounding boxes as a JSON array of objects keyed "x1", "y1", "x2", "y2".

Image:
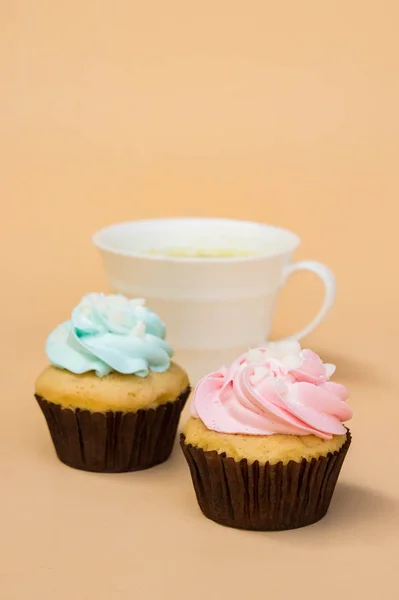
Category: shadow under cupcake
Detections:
[
  {"x1": 35, "y1": 293, "x2": 190, "y2": 473},
  {"x1": 180, "y1": 343, "x2": 352, "y2": 531}
]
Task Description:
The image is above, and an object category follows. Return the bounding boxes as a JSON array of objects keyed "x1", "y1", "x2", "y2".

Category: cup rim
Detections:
[{"x1": 92, "y1": 217, "x2": 300, "y2": 263}]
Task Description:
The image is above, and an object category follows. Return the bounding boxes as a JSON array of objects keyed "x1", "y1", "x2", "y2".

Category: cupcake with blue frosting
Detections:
[{"x1": 35, "y1": 293, "x2": 190, "y2": 472}]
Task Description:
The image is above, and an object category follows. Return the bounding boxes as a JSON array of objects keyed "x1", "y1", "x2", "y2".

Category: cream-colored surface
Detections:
[
  {"x1": 183, "y1": 417, "x2": 346, "y2": 465},
  {"x1": 35, "y1": 363, "x2": 189, "y2": 412},
  {"x1": 147, "y1": 247, "x2": 259, "y2": 258},
  {"x1": 1, "y1": 2, "x2": 399, "y2": 599}
]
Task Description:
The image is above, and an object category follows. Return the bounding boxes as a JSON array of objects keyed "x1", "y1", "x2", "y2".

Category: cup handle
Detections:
[{"x1": 276, "y1": 260, "x2": 336, "y2": 341}]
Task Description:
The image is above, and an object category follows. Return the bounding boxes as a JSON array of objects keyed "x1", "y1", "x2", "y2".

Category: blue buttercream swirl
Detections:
[{"x1": 46, "y1": 293, "x2": 173, "y2": 377}]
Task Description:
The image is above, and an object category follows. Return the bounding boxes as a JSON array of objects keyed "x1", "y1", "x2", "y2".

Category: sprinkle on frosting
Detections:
[
  {"x1": 191, "y1": 342, "x2": 352, "y2": 440},
  {"x1": 46, "y1": 293, "x2": 173, "y2": 377}
]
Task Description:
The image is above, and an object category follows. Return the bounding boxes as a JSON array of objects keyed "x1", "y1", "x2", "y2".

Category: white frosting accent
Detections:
[
  {"x1": 108, "y1": 308, "x2": 130, "y2": 326},
  {"x1": 246, "y1": 349, "x2": 266, "y2": 363},
  {"x1": 250, "y1": 366, "x2": 271, "y2": 384},
  {"x1": 80, "y1": 306, "x2": 92, "y2": 317},
  {"x1": 265, "y1": 341, "x2": 301, "y2": 359},
  {"x1": 130, "y1": 321, "x2": 146, "y2": 338},
  {"x1": 281, "y1": 354, "x2": 302, "y2": 369},
  {"x1": 129, "y1": 298, "x2": 146, "y2": 307},
  {"x1": 324, "y1": 363, "x2": 336, "y2": 378}
]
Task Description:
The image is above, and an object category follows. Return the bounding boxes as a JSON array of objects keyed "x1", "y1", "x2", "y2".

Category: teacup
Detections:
[{"x1": 93, "y1": 218, "x2": 336, "y2": 381}]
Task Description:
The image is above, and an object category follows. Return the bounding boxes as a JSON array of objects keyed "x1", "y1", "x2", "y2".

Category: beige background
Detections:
[{"x1": 1, "y1": 1, "x2": 398, "y2": 599}]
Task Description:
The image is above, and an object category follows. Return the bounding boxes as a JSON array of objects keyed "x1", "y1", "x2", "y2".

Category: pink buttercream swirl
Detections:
[{"x1": 191, "y1": 342, "x2": 352, "y2": 440}]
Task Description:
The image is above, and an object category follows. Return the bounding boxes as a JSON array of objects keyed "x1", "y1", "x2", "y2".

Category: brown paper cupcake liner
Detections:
[
  {"x1": 180, "y1": 430, "x2": 351, "y2": 531},
  {"x1": 35, "y1": 386, "x2": 190, "y2": 473}
]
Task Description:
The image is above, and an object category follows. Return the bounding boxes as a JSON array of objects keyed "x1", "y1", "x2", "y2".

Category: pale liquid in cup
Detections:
[{"x1": 146, "y1": 247, "x2": 261, "y2": 258}]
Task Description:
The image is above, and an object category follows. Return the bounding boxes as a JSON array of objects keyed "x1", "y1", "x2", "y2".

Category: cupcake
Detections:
[
  {"x1": 35, "y1": 293, "x2": 190, "y2": 472},
  {"x1": 180, "y1": 342, "x2": 352, "y2": 530}
]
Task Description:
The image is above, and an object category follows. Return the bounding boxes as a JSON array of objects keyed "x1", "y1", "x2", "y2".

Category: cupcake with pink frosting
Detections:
[{"x1": 180, "y1": 342, "x2": 352, "y2": 530}]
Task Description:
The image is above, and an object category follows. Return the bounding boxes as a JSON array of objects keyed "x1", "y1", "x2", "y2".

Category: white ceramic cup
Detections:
[{"x1": 93, "y1": 218, "x2": 336, "y2": 382}]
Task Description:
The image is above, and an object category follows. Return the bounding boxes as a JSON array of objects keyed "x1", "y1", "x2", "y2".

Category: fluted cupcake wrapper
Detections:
[
  {"x1": 35, "y1": 386, "x2": 190, "y2": 473},
  {"x1": 180, "y1": 430, "x2": 351, "y2": 531}
]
